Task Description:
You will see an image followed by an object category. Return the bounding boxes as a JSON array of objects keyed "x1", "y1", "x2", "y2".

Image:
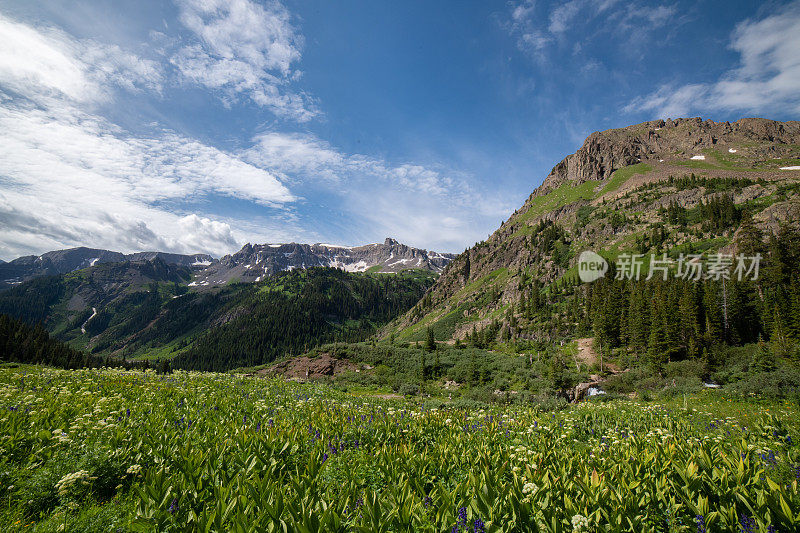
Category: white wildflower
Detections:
[{"x1": 571, "y1": 514, "x2": 589, "y2": 532}]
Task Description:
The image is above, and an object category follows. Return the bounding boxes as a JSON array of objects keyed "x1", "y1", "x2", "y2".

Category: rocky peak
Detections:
[
  {"x1": 191, "y1": 239, "x2": 456, "y2": 288},
  {"x1": 390, "y1": 116, "x2": 800, "y2": 342},
  {"x1": 0, "y1": 247, "x2": 215, "y2": 289},
  {"x1": 535, "y1": 117, "x2": 800, "y2": 196}
]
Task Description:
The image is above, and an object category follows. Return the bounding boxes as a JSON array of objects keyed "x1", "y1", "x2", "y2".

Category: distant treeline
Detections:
[
  {"x1": 0, "y1": 313, "x2": 153, "y2": 370},
  {"x1": 171, "y1": 268, "x2": 433, "y2": 371}
]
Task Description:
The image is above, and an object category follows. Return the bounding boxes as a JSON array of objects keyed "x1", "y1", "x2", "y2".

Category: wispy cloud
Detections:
[
  {"x1": 0, "y1": 100, "x2": 296, "y2": 258},
  {"x1": 548, "y1": 0, "x2": 583, "y2": 34},
  {"x1": 242, "y1": 132, "x2": 513, "y2": 251},
  {"x1": 0, "y1": 13, "x2": 163, "y2": 105},
  {"x1": 0, "y1": 11, "x2": 301, "y2": 259},
  {"x1": 172, "y1": 0, "x2": 318, "y2": 121},
  {"x1": 244, "y1": 133, "x2": 456, "y2": 196},
  {"x1": 626, "y1": 1, "x2": 800, "y2": 117},
  {"x1": 506, "y1": 0, "x2": 676, "y2": 60}
]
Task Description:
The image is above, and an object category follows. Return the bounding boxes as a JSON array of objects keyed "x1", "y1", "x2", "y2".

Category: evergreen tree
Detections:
[
  {"x1": 751, "y1": 337, "x2": 777, "y2": 373},
  {"x1": 736, "y1": 215, "x2": 764, "y2": 257},
  {"x1": 425, "y1": 327, "x2": 436, "y2": 352},
  {"x1": 678, "y1": 282, "x2": 701, "y2": 358}
]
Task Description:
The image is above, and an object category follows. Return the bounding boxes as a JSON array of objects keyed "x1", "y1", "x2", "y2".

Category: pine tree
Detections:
[
  {"x1": 627, "y1": 282, "x2": 649, "y2": 359},
  {"x1": 647, "y1": 308, "x2": 668, "y2": 372},
  {"x1": 425, "y1": 327, "x2": 436, "y2": 352},
  {"x1": 751, "y1": 336, "x2": 777, "y2": 373},
  {"x1": 736, "y1": 215, "x2": 764, "y2": 257},
  {"x1": 678, "y1": 282, "x2": 700, "y2": 357},
  {"x1": 702, "y1": 281, "x2": 723, "y2": 343}
]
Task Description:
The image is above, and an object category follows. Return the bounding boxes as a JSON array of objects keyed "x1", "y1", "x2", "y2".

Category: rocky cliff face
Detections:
[
  {"x1": 536, "y1": 117, "x2": 800, "y2": 194},
  {"x1": 191, "y1": 238, "x2": 455, "y2": 287},
  {"x1": 390, "y1": 117, "x2": 800, "y2": 342}
]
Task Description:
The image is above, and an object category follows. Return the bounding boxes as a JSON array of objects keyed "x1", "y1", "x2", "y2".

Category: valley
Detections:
[{"x1": 2, "y1": 117, "x2": 800, "y2": 532}]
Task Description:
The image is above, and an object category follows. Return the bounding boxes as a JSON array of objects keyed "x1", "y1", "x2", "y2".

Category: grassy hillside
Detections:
[{"x1": 376, "y1": 118, "x2": 800, "y2": 401}]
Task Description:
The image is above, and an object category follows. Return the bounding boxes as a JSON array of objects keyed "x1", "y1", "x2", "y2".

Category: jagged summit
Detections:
[
  {"x1": 1, "y1": 238, "x2": 455, "y2": 291},
  {"x1": 190, "y1": 238, "x2": 455, "y2": 287}
]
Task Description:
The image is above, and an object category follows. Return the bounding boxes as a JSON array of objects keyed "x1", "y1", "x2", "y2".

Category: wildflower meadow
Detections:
[{"x1": 1, "y1": 366, "x2": 798, "y2": 532}]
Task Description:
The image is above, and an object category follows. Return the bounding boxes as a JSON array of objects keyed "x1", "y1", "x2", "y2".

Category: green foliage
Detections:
[
  {"x1": 0, "y1": 267, "x2": 433, "y2": 372},
  {"x1": 172, "y1": 268, "x2": 432, "y2": 371},
  {"x1": 0, "y1": 313, "x2": 150, "y2": 370},
  {"x1": 1, "y1": 367, "x2": 798, "y2": 532},
  {"x1": 425, "y1": 327, "x2": 436, "y2": 352}
]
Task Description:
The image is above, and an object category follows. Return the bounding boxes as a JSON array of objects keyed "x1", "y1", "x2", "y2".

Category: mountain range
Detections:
[
  {"x1": 190, "y1": 238, "x2": 455, "y2": 288},
  {"x1": 0, "y1": 238, "x2": 454, "y2": 290},
  {"x1": 0, "y1": 237, "x2": 450, "y2": 362},
  {"x1": 0, "y1": 248, "x2": 214, "y2": 290}
]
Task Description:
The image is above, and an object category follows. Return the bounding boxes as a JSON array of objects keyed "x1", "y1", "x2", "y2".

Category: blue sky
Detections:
[{"x1": 1, "y1": 0, "x2": 799, "y2": 259}]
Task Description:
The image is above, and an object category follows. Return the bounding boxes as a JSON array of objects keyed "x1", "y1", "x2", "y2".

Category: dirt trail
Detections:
[{"x1": 574, "y1": 337, "x2": 619, "y2": 374}]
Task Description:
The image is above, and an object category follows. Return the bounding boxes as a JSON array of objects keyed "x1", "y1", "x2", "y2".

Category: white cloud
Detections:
[
  {"x1": 627, "y1": 2, "x2": 800, "y2": 116},
  {"x1": 0, "y1": 5, "x2": 512, "y2": 258},
  {"x1": 242, "y1": 131, "x2": 513, "y2": 252},
  {"x1": 0, "y1": 98, "x2": 298, "y2": 258},
  {"x1": 172, "y1": 0, "x2": 318, "y2": 121},
  {"x1": 0, "y1": 11, "x2": 309, "y2": 259},
  {"x1": 0, "y1": 13, "x2": 162, "y2": 105},
  {"x1": 244, "y1": 132, "x2": 458, "y2": 197},
  {"x1": 176, "y1": 214, "x2": 239, "y2": 252},
  {"x1": 245, "y1": 132, "x2": 345, "y2": 181},
  {"x1": 549, "y1": 0, "x2": 583, "y2": 34}
]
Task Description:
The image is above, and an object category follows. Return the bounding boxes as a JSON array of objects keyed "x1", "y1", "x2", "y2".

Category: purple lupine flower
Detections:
[
  {"x1": 472, "y1": 518, "x2": 486, "y2": 533},
  {"x1": 168, "y1": 498, "x2": 178, "y2": 515},
  {"x1": 739, "y1": 514, "x2": 755, "y2": 533},
  {"x1": 457, "y1": 506, "x2": 468, "y2": 528},
  {"x1": 696, "y1": 515, "x2": 706, "y2": 533},
  {"x1": 322, "y1": 453, "x2": 328, "y2": 464}
]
